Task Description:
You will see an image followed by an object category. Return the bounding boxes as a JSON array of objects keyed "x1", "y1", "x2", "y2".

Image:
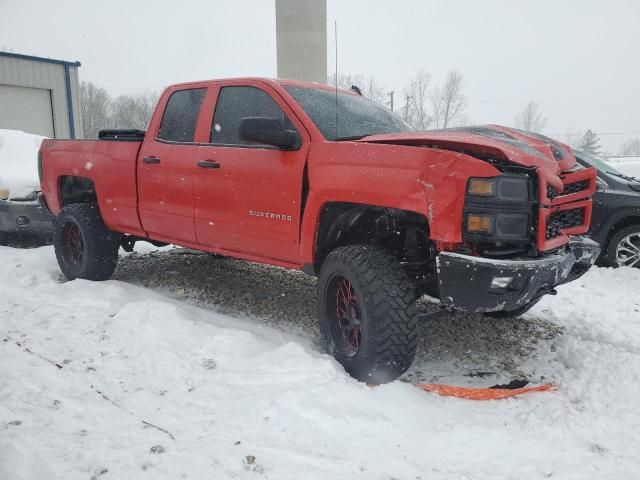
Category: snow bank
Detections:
[
  {"x1": 1, "y1": 245, "x2": 640, "y2": 479},
  {"x1": 0, "y1": 129, "x2": 46, "y2": 199}
]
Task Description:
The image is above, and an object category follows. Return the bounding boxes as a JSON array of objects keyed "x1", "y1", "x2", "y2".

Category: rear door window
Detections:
[{"x1": 157, "y1": 88, "x2": 206, "y2": 143}]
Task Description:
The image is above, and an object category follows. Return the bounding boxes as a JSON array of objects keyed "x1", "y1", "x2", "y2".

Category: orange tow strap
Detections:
[{"x1": 417, "y1": 383, "x2": 555, "y2": 400}]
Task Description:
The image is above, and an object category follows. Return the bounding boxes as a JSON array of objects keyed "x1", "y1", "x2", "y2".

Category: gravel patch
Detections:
[{"x1": 114, "y1": 248, "x2": 564, "y2": 385}]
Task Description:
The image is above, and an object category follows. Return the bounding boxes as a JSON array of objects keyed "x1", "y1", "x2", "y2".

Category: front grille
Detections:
[
  {"x1": 539, "y1": 166, "x2": 595, "y2": 249},
  {"x1": 562, "y1": 180, "x2": 589, "y2": 196},
  {"x1": 547, "y1": 180, "x2": 589, "y2": 199},
  {"x1": 545, "y1": 208, "x2": 585, "y2": 239}
]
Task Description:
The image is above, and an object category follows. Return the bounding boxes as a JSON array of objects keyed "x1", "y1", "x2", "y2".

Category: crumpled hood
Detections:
[{"x1": 356, "y1": 125, "x2": 576, "y2": 190}]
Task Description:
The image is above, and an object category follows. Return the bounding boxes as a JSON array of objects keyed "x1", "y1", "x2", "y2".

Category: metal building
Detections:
[
  {"x1": 0, "y1": 51, "x2": 82, "y2": 139},
  {"x1": 275, "y1": 0, "x2": 327, "y2": 84}
]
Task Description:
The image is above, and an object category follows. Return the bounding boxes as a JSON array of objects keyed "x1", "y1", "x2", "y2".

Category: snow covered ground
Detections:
[{"x1": 1, "y1": 245, "x2": 640, "y2": 479}]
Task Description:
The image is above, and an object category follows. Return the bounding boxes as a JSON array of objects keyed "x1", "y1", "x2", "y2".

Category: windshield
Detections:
[
  {"x1": 285, "y1": 86, "x2": 414, "y2": 140},
  {"x1": 577, "y1": 150, "x2": 627, "y2": 177}
]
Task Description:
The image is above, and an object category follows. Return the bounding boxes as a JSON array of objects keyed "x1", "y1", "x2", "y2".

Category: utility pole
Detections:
[
  {"x1": 387, "y1": 90, "x2": 394, "y2": 112},
  {"x1": 403, "y1": 94, "x2": 412, "y2": 122}
]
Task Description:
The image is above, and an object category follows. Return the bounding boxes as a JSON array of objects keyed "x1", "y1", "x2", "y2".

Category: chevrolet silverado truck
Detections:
[{"x1": 39, "y1": 78, "x2": 600, "y2": 384}]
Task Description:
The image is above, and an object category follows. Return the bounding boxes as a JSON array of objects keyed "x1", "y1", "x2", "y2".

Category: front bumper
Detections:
[
  {"x1": 0, "y1": 194, "x2": 55, "y2": 239},
  {"x1": 436, "y1": 236, "x2": 600, "y2": 313}
]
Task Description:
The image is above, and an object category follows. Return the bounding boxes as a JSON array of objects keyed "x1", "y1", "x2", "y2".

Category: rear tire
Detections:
[
  {"x1": 54, "y1": 203, "x2": 120, "y2": 281},
  {"x1": 317, "y1": 245, "x2": 417, "y2": 384},
  {"x1": 606, "y1": 224, "x2": 640, "y2": 268}
]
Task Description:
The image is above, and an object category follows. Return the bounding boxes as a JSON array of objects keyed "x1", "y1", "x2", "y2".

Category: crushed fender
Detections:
[{"x1": 417, "y1": 382, "x2": 555, "y2": 400}]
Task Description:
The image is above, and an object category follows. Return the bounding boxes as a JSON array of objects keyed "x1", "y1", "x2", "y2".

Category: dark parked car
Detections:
[
  {"x1": 576, "y1": 151, "x2": 640, "y2": 267},
  {"x1": 0, "y1": 191, "x2": 54, "y2": 246}
]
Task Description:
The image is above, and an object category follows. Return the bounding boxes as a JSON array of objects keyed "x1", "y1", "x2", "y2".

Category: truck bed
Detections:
[{"x1": 39, "y1": 138, "x2": 146, "y2": 237}]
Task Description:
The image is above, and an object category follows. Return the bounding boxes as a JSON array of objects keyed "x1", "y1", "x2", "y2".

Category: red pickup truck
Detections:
[{"x1": 39, "y1": 78, "x2": 600, "y2": 383}]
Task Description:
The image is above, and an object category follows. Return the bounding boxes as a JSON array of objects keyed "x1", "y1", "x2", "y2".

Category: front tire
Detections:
[
  {"x1": 317, "y1": 245, "x2": 418, "y2": 384},
  {"x1": 54, "y1": 203, "x2": 120, "y2": 281},
  {"x1": 606, "y1": 224, "x2": 640, "y2": 268}
]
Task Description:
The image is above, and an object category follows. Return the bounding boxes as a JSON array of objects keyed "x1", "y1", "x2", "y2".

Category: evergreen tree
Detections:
[{"x1": 578, "y1": 130, "x2": 601, "y2": 155}]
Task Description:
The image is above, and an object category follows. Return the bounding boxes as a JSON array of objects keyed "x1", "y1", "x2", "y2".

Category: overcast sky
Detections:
[{"x1": 1, "y1": 0, "x2": 639, "y2": 152}]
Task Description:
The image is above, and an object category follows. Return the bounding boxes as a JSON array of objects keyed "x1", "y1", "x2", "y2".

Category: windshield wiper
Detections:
[{"x1": 607, "y1": 171, "x2": 640, "y2": 182}]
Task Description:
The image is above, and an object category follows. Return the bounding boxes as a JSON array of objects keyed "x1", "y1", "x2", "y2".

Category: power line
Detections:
[
  {"x1": 560, "y1": 131, "x2": 640, "y2": 136},
  {"x1": 470, "y1": 98, "x2": 640, "y2": 108}
]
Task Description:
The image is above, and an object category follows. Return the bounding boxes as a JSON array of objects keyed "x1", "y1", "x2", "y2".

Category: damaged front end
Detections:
[
  {"x1": 358, "y1": 125, "x2": 600, "y2": 314},
  {"x1": 434, "y1": 127, "x2": 600, "y2": 313}
]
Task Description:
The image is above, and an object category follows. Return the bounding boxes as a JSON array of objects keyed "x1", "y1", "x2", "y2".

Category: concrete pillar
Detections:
[{"x1": 275, "y1": 0, "x2": 327, "y2": 84}]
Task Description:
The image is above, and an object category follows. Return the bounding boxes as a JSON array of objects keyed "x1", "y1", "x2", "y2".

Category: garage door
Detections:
[{"x1": 0, "y1": 84, "x2": 55, "y2": 138}]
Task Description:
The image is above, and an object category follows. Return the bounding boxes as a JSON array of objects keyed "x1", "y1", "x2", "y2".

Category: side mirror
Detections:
[{"x1": 238, "y1": 117, "x2": 301, "y2": 150}]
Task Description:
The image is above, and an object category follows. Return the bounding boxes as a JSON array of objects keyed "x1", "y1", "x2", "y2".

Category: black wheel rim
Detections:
[
  {"x1": 62, "y1": 222, "x2": 84, "y2": 267},
  {"x1": 326, "y1": 275, "x2": 362, "y2": 357}
]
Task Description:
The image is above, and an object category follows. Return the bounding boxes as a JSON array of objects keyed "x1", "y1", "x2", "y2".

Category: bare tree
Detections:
[
  {"x1": 360, "y1": 76, "x2": 387, "y2": 104},
  {"x1": 431, "y1": 70, "x2": 467, "y2": 128},
  {"x1": 514, "y1": 101, "x2": 547, "y2": 132},
  {"x1": 329, "y1": 72, "x2": 350, "y2": 89},
  {"x1": 80, "y1": 81, "x2": 112, "y2": 139},
  {"x1": 328, "y1": 73, "x2": 387, "y2": 104},
  {"x1": 110, "y1": 91, "x2": 159, "y2": 130},
  {"x1": 619, "y1": 138, "x2": 640, "y2": 156},
  {"x1": 403, "y1": 70, "x2": 432, "y2": 130},
  {"x1": 80, "y1": 80, "x2": 159, "y2": 137}
]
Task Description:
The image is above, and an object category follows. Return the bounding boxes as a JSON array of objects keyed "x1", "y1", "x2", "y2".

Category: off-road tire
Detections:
[
  {"x1": 317, "y1": 245, "x2": 418, "y2": 384},
  {"x1": 0, "y1": 230, "x2": 9, "y2": 246},
  {"x1": 54, "y1": 203, "x2": 120, "y2": 281},
  {"x1": 605, "y1": 224, "x2": 640, "y2": 268}
]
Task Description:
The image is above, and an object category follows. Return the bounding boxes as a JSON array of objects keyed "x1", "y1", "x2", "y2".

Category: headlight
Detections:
[
  {"x1": 467, "y1": 178, "x2": 496, "y2": 196},
  {"x1": 466, "y1": 212, "x2": 529, "y2": 238},
  {"x1": 464, "y1": 174, "x2": 532, "y2": 242},
  {"x1": 467, "y1": 176, "x2": 530, "y2": 202},
  {"x1": 466, "y1": 213, "x2": 494, "y2": 234},
  {"x1": 0, "y1": 188, "x2": 9, "y2": 200}
]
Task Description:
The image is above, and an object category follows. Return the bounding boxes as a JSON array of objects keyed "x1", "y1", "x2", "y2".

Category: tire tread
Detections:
[
  {"x1": 318, "y1": 244, "x2": 417, "y2": 384},
  {"x1": 54, "y1": 203, "x2": 120, "y2": 281}
]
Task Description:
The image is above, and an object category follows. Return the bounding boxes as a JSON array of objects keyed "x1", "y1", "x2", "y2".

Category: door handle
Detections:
[
  {"x1": 143, "y1": 156, "x2": 161, "y2": 164},
  {"x1": 197, "y1": 160, "x2": 221, "y2": 169}
]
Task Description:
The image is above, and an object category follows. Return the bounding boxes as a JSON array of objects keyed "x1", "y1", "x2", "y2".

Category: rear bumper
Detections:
[
  {"x1": 0, "y1": 195, "x2": 55, "y2": 238},
  {"x1": 436, "y1": 236, "x2": 600, "y2": 313}
]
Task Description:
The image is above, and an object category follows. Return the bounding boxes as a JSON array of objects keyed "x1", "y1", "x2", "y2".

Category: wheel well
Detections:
[
  {"x1": 58, "y1": 176, "x2": 97, "y2": 207},
  {"x1": 603, "y1": 215, "x2": 640, "y2": 257},
  {"x1": 314, "y1": 202, "x2": 435, "y2": 293}
]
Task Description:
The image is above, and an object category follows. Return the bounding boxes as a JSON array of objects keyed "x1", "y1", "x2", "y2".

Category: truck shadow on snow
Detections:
[{"x1": 113, "y1": 248, "x2": 564, "y2": 385}]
